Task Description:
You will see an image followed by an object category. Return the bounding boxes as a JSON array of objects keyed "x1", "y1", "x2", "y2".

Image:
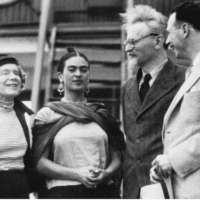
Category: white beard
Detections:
[{"x1": 128, "y1": 58, "x2": 138, "y2": 70}]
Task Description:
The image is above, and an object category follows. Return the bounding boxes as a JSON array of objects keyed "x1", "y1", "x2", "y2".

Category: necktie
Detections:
[{"x1": 140, "y1": 73, "x2": 151, "y2": 102}]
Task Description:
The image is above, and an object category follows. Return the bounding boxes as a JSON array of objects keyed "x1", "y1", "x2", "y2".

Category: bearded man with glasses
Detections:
[{"x1": 120, "y1": 5, "x2": 187, "y2": 198}]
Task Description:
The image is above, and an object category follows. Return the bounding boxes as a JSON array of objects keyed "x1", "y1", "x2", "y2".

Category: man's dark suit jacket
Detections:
[{"x1": 121, "y1": 59, "x2": 187, "y2": 199}]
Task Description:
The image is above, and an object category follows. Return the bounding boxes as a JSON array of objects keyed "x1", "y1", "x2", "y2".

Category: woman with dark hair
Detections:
[
  {"x1": 0, "y1": 55, "x2": 34, "y2": 198},
  {"x1": 32, "y1": 48, "x2": 125, "y2": 199}
]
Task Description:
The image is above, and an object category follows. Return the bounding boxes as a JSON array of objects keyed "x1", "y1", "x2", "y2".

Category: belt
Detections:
[
  {"x1": 0, "y1": 166, "x2": 9, "y2": 171},
  {"x1": 0, "y1": 166, "x2": 23, "y2": 171}
]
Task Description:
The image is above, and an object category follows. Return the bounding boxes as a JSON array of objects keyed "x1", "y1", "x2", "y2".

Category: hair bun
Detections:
[{"x1": 67, "y1": 47, "x2": 76, "y2": 53}]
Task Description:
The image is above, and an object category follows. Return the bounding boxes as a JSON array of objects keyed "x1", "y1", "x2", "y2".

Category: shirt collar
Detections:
[
  {"x1": 141, "y1": 58, "x2": 168, "y2": 79},
  {"x1": 192, "y1": 51, "x2": 200, "y2": 72}
]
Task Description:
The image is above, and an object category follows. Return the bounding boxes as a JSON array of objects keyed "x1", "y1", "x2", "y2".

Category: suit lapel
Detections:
[
  {"x1": 164, "y1": 68, "x2": 200, "y2": 125},
  {"x1": 140, "y1": 60, "x2": 179, "y2": 113},
  {"x1": 126, "y1": 74, "x2": 142, "y2": 114}
]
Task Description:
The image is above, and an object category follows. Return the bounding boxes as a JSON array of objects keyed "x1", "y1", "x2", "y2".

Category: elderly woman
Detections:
[
  {"x1": 32, "y1": 48, "x2": 125, "y2": 199},
  {"x1": 0, "y1": 55, "x2": 34, "y2": 198}
]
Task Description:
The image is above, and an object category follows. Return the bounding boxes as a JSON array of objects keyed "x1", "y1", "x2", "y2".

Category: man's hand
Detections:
[
  {"x1": 150, "y1": 165, "x2": 163, "y2": 184},
  {"x1": 152, "y1": 155, "x2": 173, "y2": 179}
]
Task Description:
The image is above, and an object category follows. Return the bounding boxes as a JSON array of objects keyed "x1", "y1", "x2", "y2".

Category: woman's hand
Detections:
[
  {"x1": 89, "y1": 168, "x2": 109, "y2": 185},
  {"x1": 75, "y1": 166, "x2": 100, "y2": 188},
  {"x1": 89, "y1": 147, "x2": 122, "y2": 186}
]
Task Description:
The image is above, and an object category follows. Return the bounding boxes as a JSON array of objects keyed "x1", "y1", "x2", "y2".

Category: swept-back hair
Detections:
[
  {"x1": 171, "y1": 0, "x2": 200, "y2": 31},
  {"x1": 120, "y1": 5, "x2": 167, "y2": 37}
]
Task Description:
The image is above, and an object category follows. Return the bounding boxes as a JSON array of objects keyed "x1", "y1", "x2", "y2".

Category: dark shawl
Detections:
[
  {"x1": 13, "y1": 98, "x2": 35, "y2": 192},
  {"x1": 32, "y1": 101, "x2": 125, "y2": 166}
]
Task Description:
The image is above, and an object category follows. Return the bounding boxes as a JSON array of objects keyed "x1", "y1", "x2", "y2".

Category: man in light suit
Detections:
[
  {"x1": 150, "y1": 1, "x2": 200, "y2": 198},
  {"x1": 120, "y1": 5, "x2": 186, "y2": 199}
]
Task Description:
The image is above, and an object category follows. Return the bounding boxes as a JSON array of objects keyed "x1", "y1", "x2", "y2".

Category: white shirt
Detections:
[
  {"x1": 139, "y1": 59, "x2": 168, "y2": 90},
  {"x1": 186, "y1": 51, "x2": 200, "y2": 91},
  {"x1": 186, "y1": 51, "x2": 200, "y2": 80},
  {"x1": 192, "y1": 51, "x2": 200, "y2": 72}
]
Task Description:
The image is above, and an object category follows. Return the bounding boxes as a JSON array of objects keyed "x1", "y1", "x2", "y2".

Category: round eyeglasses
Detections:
[{"x1": 123, "y1": 33, "x2": 159, "y2": 48}]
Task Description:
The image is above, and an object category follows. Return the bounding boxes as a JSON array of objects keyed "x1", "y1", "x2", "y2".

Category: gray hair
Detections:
[{"x1": 120, "y1": 5, "x2": 167, "y2": 37}]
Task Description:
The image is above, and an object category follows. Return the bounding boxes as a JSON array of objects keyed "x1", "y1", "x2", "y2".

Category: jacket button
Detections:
[
  {"x1": 136, "y1": 139, "x2": 141, "y2": 144},
  {"x1": 136, "y1": 160, "x2": 141, "y2": 165},
  {"x1": 137, "y1": 119, "x2": 142, "y2": 124},
  {"x1": 166, "y1": 131, "x2": 171, "y2": 134}
]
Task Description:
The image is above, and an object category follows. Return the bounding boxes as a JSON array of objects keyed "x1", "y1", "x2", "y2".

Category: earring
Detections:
[
  {"x1": 85, "y1": 87, "x2": 90, "y2": 95},
  {"x1": 57, "y1": 82, "x2": 64, "y2": 95}
]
